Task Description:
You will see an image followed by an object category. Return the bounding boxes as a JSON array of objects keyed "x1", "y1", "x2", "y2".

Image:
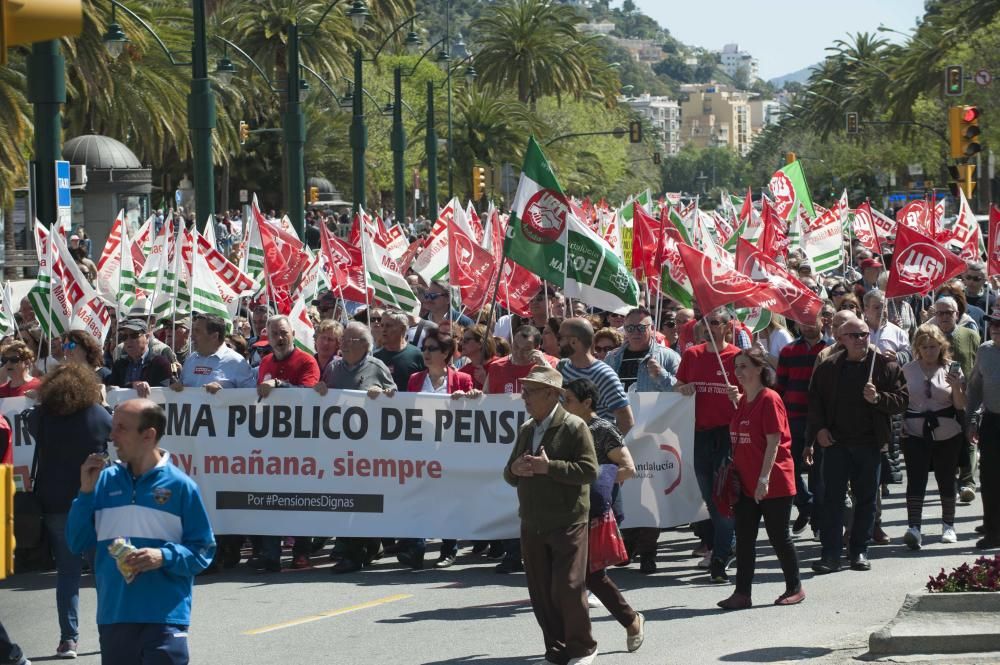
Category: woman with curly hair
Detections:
[
  {"x1": 61, "y1": 330, "x2": 112, "y2": 386},
  {"x1": 28, "y1": 363, "x2": 113, "y2": 658}
]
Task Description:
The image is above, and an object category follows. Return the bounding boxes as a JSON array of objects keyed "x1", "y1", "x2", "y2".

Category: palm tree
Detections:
[{"x1": 472, "y1": 0, "x2": 606, "y2": 110}]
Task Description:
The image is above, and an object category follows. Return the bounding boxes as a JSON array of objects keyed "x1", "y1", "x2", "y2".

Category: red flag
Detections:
[
  {"x1": 852, "y1": 202, "x2": 883, "y2": 255},
  {"x1": 738, "y1": 187, "x2": 753, "y2": 225},
  {"x1": 677, "y1": 243, "x2": 775, "y2": 313},
  {"x1": 758, "y1": 196, "x2": 790, "y2": 260},
  {"x1": 896, "y1": 200, "x2": 930, "y2": 236},
  {"x1": 497, "y1": 260, "x2": 540, "y2": 317},
  {"x1": 989, "y1": 205, "x2": 1000, "y2": 279},
  {"x1": 631, "y1": 202, "x2": 660, "y2": 278},
  {"x1": 885, "y1": 224, "x2": 966, "y2": 299},
  {"x1": 448, "y1": 216, "x2": 496, "y2": 312},
  {"x1": 319, "y1": 220, "x2": 369, "y2": 303},
  {"x1": 735, "y1": 239, "x2": 823, "y2": 325}
]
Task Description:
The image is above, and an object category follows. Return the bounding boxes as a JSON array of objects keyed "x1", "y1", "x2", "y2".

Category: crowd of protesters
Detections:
[{"x1": 4, "y1": 228, "x2": 1000, "y2": 664}]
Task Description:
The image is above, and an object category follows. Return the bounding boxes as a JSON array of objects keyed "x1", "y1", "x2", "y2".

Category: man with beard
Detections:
[{"x1": 556, "y1": 318, "x2": 633, "y2": 436}]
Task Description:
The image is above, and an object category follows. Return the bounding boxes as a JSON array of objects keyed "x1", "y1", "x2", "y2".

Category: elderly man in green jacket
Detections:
[{"x1": 504, "y1": 365, "x2": 599, "y2": 665}]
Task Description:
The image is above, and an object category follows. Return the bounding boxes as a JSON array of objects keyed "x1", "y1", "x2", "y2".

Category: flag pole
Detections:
[
  {"x1": 710, "y1": 321, "x2": 738, "y2": 406},
  {"x1": 867, "y1": 302, "x2": 886, "y2": 382},
  {"x1": 484, "y1": 254, "x2": 507, "y2": 332}
]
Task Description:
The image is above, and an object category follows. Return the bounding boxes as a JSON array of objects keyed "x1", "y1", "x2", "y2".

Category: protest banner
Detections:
[{"x1": 70, "y1": 388, "x2": 704, "y2": 539}]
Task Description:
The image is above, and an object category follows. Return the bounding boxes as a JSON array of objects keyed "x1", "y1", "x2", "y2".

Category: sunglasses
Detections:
[
  {"x1": 624, "y1": 323, "x2": 650, "y2": 333},
  {"x1": 594, "y1": 345, "x2": 616, "y2": 353},
  {"x1": 964, "y1": 275, "x2": 984, "y2": 282},
  {"x1": 830, "y1": 290, "x2": 847, "y2": 296},
  {"x1": 422, "y1": 292, "x2": 445, "y2": 301},
  {"x1": 924, "y1": 378, "x2": 932, "y2": 399},
  {"x1": 422, "y1": 345, "x2": 441, "y2": 353},
  {"x1": 844, "y1": 332, "x2": 870, "y2": 340},
  {"x1": 661, "y1": 320, "x2": 676, "y2": 329},
  {"x1": 369, "y1": 317, "x2": 382, "y2": 324},
  {"x1": 2, "y1": 357, "x2": 22, "y2": 364},
  {"x1": 63, "y1": 341, "x2": 78, "y2": 351}
]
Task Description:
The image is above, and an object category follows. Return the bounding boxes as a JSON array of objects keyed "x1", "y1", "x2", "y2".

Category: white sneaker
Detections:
[
  {"x1": 567, "y1": 652, "x2": 597, "y2": 665},
  {"x1": 941, "y1": 524, "x2": 958, "y2": 544},
  {"x1": 697, "y1": 551, "x2": 713, "y2": 568},
  {"x1": 903, "y1": 527, "x2": 922, "y2": 551},
  {"x1": 587, "y1": 591, "x2": 601, "y2": 608}
]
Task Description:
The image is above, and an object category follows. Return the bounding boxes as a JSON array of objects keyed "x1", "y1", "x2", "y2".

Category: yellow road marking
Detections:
[{"x1": 244, "y1": 593, "x2": 412, "y2": 635}]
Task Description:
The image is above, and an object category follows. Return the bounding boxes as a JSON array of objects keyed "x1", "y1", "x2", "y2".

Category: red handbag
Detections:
[
  {"x1": 713, "y1": 459, "x2": 741, "y2": 520},
  {"x1": 588, "y1": 510, "x2": 628, "y2": 573}
]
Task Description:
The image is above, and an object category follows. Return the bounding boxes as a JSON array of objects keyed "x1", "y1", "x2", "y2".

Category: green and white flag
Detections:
[
  {"x1": 190, "y1": 238, "x2": 230, "y2": 321},
  {"x1": 736, "y1": 306, "x2": 771, "y2": 334},
  {"x1": 769, "y1": 160, "x2": 816, "y2": 222},
  {"x1": 363, "y1": 229, "x2": 420, "y2": 316},
  {"x1": 152, "y1": 230, "x2": 192, "y2": 317},
  {"x1": 504, "y1": 137, "x2": 638, "y2": 312},
  {"x1": 617, "y1": 189, "x2": 650, "y2": 227},
  {"x1": 289, "y1": 293, "x2": 316, "y2": 355},
  {"x1": 0, "y1": 282, "x2": 16, "y2": 337},
  {"x1": 801, "y1": 205, "x2": 844, "y2": 274},
  {"x1": 411, "y1": 199, "x2": 455, "y2": 285}
]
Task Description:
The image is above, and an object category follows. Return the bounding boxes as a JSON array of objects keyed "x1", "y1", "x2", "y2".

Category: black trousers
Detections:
[
  {"x1": 734, "y1": 494, "x2": 800, "y2": 597},
  {"x1": 0, "y1": 619, "x2": 24, "y2": 663},
  {"x1": 981, "y1": 412, "x2": 1000, "y2": 540},
  {"x1": 901, "y1": 433, "x2": 962, "y2": 528}
]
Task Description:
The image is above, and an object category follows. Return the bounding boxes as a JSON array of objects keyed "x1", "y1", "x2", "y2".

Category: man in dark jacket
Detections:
[
  {"x1": 504, "y1": 366, "x2": 598, "y2": 665},
  {"x1": 807, "y1": 317, "x2": 907, "y2": 574},
  {"x1": 108, "y1": 319, "x2": 173, "y2": 397}
]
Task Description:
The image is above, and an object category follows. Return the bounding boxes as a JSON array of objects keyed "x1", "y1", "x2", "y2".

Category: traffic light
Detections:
[
  {"x1": 949, "y1": 105, "x2": 981, "y2": 159},
  {"x1": 472, "y1": 165, "x2": 487, "y2": 201},
  {"x1": 845, "y1": 111, "x2": 859, "y2": 135},
  {"x1": 948, "y1": 163, "x2": 976, "y2": 199},
  {"x1": 308, "y1": 186, "x2": 319, "y2": 204},
  {"x1": 628, "y1": 120, "x2": 642, "y2": 143},
  {"x1": 944, "y1": 65, "x2": 964, "y2": 97},
  {"x1": 0, "y1": 0, "x2": 82, "y2": 65},
  {"x1": 238, "y1": 120, "x2": 250, "y2": 145},
  {"x1": 785, "y1": 151, "x2": 796, "y2": 164},
  {"x1": 652, "y1": 152, "x2": 661, "y2": 165}
]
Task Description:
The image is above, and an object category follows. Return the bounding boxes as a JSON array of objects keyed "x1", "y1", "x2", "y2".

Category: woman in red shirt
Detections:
[
  {"x1": 457, "y1": 324, "x2": 496, "y2": 390},
  {"x1": 0, "y1": 340, "x2": 42, "y2": 398},
  {"x1": 717, "y1": 348, "x2": 804, "y2": 610}
]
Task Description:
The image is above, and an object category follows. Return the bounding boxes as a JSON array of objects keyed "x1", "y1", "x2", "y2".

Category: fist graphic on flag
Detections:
[{"x1": 522, "y1": 190, "x2": 569, "y2": 244}]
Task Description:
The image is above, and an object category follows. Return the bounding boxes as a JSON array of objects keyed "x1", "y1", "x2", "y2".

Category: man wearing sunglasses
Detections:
[
  {"x1": 807, "y1": 318, "x2": 907, "y2": 574},
  {"x1": 602, "y1": 307, "x2": 680, "y2": 573},
  {"x1": 420, "y1": 279, "x2": 473, "y2": 328},
  {"x1": 108, "y1": 320, "x2": 173, "y2": 398},
  {"x1": 962, "y1": 261, "x2": 995, "y2": 317}
]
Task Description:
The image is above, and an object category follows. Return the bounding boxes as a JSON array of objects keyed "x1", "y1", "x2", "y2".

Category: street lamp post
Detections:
[
  {"x1": 104, "y1": 0, "x2": 216, "y2": 229},
  {"x1": 350, "y1": 48, "x2": 367, "y2": 215},
  {"x1": 27, "y1": 40, "x2": 66, "y2": 230},
  {"x1": 425, "y1": 80, "x2": 438, "y2": 217},
  {"x1": 284, "y1": 22, "x2": 307, "y2": 236}
]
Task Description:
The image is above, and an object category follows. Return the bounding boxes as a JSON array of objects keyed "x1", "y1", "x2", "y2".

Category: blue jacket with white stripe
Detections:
[{"x1": 67, "y1": 451, "x2": 216, "y2": 626}]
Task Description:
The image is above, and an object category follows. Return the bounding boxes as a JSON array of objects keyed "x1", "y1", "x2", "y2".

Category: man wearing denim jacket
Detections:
[{"x1": 601, "y1": 306, "x2": 679, "y2": 572}]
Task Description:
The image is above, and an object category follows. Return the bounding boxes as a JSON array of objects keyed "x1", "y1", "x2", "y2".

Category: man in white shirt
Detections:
[{"x1": 864, "y1": 290, "x2": 911, "y2": 363}]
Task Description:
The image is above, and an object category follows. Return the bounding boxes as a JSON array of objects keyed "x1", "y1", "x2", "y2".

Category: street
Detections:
[{"x1": 1, "y1": 488, "x2": 993, "y2": 664}]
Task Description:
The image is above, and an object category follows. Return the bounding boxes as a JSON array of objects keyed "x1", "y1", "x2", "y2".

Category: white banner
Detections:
[{"x1": 8, "y1": 390, "x2": 703, "y2": 538}]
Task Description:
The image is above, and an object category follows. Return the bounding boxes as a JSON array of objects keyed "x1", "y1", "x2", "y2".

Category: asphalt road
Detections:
[{"x1": 2, "y1": 487, "x2": 995, "y2": 665}]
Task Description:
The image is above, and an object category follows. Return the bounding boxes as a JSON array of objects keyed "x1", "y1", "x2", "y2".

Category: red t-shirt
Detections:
[
  {"x1": 729, "y1": 388, "x2": 795, "y2": 499},
  {"x1": 257, "y1": 349, "x2": 320, "y2": 387},
  {"x1": 484, "y1": 355, "x2": 555, "y2": 394},
  {"x1": 676, "y1": 343, "x2": 739, "y2": 431},
  {"x1": 0, "y1": 377, "x2": 41, "y2": 398},
  {"x1": 459, "y1": 358, "x2": 497, "y2": 390},
  {"x1": 677, "y1": 320, "x2": 698, "y2": 353}
]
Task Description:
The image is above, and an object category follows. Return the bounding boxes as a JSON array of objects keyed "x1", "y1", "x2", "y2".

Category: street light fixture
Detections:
[
  {"x1": 102, "y1": 19, "x2": 128, "y2": 58},
  {"x1": 214, "y1": 56, "x2": 236, "y2": 85},
  {"x1": 404, "y1": 27, "x2": 422, "y2": 55},
  {"x1": 347, "y1": 0, "x2": 370, "y2": 30},
  {"x1": 464, "y1": 64, "x2": 477, "y2": 86},
  {"x1": 451, "y1": 33, "x2": 469, "y2": 59},
  {"x1": 435, "y1": 49, "x2": 450, "y2": 71}
]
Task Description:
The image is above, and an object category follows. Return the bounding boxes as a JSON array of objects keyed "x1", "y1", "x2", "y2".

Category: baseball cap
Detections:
[
  {"x1": 859, "y1": 257, "x2": 883, "y2": 270},
  {"x1": 120, "y1": 318, "x2": 148, "y2": 334}
]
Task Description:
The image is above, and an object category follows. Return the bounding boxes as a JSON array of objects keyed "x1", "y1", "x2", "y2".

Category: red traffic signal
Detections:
[{"x1": 962, "y1": 106, "x2": 980, "y2": 124}]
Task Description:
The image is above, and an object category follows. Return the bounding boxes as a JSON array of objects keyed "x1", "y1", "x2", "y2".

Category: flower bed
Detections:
[{"x1": 927, "y1": 555, "x2": 1000, "y2": 592}]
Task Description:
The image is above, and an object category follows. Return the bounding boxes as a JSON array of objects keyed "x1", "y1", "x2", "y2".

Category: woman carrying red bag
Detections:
[
  {"x1": 563, "y1": 378, "x2": 645, "y2": 653},
  {"x1": 717, "y1": 348, "x2": 804, "y2": 610}
]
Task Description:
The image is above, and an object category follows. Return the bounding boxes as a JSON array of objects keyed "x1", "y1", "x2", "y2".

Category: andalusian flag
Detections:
[
  {"x1": 363, "y1": 231, "x2": 420, "y2": 315},
  {"x1": 504, "y1": 137, "x2": 639, "y2": 312},
  {"x1": 190, "y1": 239, "x2": 230, "y2": 321},
  {"x1": 0, "y1": 282, "x2": 16, "y2": 337}
]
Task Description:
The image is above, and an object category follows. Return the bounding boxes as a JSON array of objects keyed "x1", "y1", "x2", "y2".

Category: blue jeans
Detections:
[
  {"x1": 820, "y1": 445, "x2": 881, "y2": 560},
  {"x1": 693, "y1": 427, "x2": 735, "y2": 563},
  {"x1": 99, "y1": 623, "x2": 189, "y2": 665},
  {"x1": 45, "y1": 512, "x2": 92, "y2": 642}
]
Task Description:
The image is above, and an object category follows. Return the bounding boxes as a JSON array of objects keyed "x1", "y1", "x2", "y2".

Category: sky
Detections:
[{"x1": 632, "y1": 0, "x2": 927, "y2": 81}]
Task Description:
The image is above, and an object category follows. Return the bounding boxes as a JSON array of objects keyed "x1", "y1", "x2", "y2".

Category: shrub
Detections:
[{"x1": 927, "y1": 555, "x2": 1000, "y2": 592}]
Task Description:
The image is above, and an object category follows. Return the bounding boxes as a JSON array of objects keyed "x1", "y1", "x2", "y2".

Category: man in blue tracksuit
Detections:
[{"x1": 67, "y1": 398, "x2": 215, "y2": 665}]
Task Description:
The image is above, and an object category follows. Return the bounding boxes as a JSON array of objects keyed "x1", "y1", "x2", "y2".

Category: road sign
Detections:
[
  {"x1": 975, "y1": 69, "x2": 992, "y2": 87},
  {"x1": 55, "y1": 160, "x2": 72, "y2": 233},
  {"x1": 239, "y1": 189, "x2": 248, "y2": 203}
]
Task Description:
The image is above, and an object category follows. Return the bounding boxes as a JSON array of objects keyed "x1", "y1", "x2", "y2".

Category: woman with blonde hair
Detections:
[
  {"x1": 28, "y1": 363, "x2": 112, "y2": 658},
  {"x1": 900, "y1": 324, "x2": 966, "y2": 550}
]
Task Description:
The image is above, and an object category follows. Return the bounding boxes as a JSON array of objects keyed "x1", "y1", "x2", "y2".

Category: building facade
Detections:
[
  {"x1": 622, "y1": 94, "x2": 681, "y2": 156},
  {"x1": 678, "y1": 83, "x2": 754, "y2": 156},
  {"x1": 718, "y1": 43, "x2": 759, "y2": 82}
]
